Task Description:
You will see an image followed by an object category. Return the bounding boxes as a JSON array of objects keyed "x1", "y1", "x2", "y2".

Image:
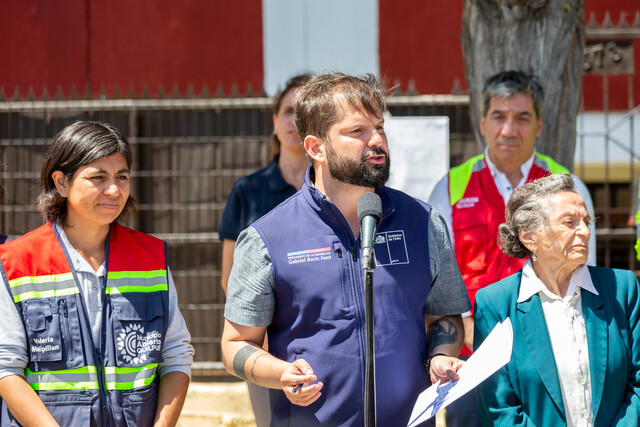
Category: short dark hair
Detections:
[
  {"x1": 482, "y1": 70, "x2": 544, "y2": 118},
  {"x1": 498, "y1": 174, "x2": 577, "y2": 258},
  {"x1": 295, "y1": 72, "x2": 387, "y2": 150},
  {"x1": 270, "y1": 73, "x2": 311, "y2": 158},
  {"x1": 37, "y1": 121, "x2": 136, "y2": 223}
]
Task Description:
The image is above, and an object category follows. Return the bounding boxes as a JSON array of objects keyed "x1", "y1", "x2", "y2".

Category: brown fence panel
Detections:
[{"x1": 0, "y1": 96, "x2": 636, "y2": 374}]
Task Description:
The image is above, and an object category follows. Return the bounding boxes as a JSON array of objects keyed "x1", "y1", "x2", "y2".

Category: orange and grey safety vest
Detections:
[
  {"x1": 0, "y1": 222, "x2": 169, "y2": 426},
  {"x1": 449, "y1": 153, "x2": 569, "y2": 313}
]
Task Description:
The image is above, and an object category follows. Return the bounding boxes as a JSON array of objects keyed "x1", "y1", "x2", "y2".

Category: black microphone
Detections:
[{"x1": 358, "y1": 193, "x2": 382, "y2": 271}]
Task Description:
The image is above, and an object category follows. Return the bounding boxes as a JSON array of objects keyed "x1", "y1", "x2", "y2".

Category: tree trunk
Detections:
[{"x1": 462, "y1": 0, "x2": 585, "y2": 169}]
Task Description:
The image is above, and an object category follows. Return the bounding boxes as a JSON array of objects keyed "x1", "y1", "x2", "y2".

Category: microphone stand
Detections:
[
  {"x1": 363, "y1": 256, "x2": 376, "y2": 427},
  {"x1": 358, "y1": 192, "x2": 381, "y2": 427}
]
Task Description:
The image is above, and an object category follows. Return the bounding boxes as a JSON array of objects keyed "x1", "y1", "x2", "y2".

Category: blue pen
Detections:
[{"x1": 292, "y1": 383, "x2": 304, "y2": 393}]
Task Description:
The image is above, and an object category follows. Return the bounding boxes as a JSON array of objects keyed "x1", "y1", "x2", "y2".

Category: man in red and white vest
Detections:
[{"x1": 429, "y1": 70, "x2": 596, "y2": 427}]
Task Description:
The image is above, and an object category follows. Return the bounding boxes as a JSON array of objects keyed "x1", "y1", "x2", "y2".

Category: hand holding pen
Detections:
[{"x1": 281, "y1": 358, "x2": 324, "y2": 406}]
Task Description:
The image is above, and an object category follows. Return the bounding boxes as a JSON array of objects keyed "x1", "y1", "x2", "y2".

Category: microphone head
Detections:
[{"x1": 358, "y1": 192, "x2": 382, "y2": 225}]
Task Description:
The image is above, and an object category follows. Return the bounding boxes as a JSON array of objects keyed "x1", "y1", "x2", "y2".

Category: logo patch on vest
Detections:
[
  {"x1": 375, "y1": 230, "x2": 410, "y2": 266},
  {"x1": 455, "y1": 196, "x2": 479, "y2": 209},
  {"x1": 286, "y1": 247, "x2": 332, "y2": 264},
  {"x1": 117, "y1": 324, "x2": 163, "y2": 364}
]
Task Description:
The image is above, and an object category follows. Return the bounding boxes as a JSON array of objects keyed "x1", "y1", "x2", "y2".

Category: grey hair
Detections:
[
  {"x1": 498, "y1": 174, "x2": 577, "y2": 258},
  {"x1": 482, "y1": 71, "x2": 544, "y2": 118}
]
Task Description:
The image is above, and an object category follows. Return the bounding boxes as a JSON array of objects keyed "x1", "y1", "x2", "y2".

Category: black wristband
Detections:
[{"x1": 425, "y1": 352, "x2": 449, "y2": 372}]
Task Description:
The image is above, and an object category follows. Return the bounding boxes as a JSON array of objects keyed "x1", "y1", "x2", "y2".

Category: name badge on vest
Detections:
[
  {"x1": 455, "y1": 197, "x2": 479, "y2": 209},
  {"x1": 25, "y1": 300, "x2": 63, "y2": 362}
]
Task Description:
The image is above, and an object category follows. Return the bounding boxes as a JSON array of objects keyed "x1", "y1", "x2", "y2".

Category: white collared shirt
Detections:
[
  {"x1": 519, "y1": 260, "x2": 598, "y2": 426},
  {"x1": 483, "y1": 147, "x2": 535, "y2": 204}
]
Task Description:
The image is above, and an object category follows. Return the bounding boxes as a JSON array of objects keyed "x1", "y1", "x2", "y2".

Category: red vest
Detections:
[{"x1": 449, "y1": 153, "x2": 569, "y2": 311}]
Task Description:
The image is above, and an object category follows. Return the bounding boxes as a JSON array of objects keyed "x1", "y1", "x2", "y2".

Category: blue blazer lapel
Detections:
[
  {"x1": 582, "y1": 280, "x2": 607, "y2": 420},
  {"x1": 517, "y1": 294, "x2": 566, "y2": 419}
]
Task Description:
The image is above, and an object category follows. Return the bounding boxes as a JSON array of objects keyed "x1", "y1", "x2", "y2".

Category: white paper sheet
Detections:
[
  {"x1": 407, "y1": 318, "x2": 513, "y2": 426},
  {"x1": 385, "y1": 116, "x2": 449, "y2": 202}
]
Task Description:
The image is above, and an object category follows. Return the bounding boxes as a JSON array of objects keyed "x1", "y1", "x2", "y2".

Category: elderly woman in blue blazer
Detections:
[{"x1": 474, "y1": 174, "x2": 640, "y2": 426}]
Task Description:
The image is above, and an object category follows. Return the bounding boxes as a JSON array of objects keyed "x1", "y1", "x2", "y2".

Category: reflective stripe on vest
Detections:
[
  {"x1": 449, "y1": 154, "x2": 484, "y2": 206},
  {"x1": 105, "y1": 363, "x2": 158, "y2": 390},
  {"x1": 534, "y1": 152, "x2": 570, "y2": 174},
  {"x1": 8, "y1": 273, "x2": 78, "y2": 303},
  {"x1": 11, "y1": 268, "x2": 165, "y2": 392},
  {"x1": 26, "y1": 364, "x2": 158, "y2": 391},
  {"x1": 105, "y1": 270, "x2": 168, "y2": 294},
  {"x1": 26, "y1": 366, "x2": 99, "y2": 391},
  {"x1": 448, "y1": 153, "x2": 570, "y2": 206}
]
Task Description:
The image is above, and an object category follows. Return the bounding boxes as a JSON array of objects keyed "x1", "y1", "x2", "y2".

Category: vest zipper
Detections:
[
  {"x1": 323, "y1": 196, "x2": 368, "y2": 401},
  {"x1": 58, "y1": 299, "x2": 74, "y2": 362},
  {"x1": 349, "y1": 240, "x2": 369, "y2": 407},
  {"x1": 94, "y1": 350, "x2": 113, "y2": 421},
  {"x1": 98, "y1": 290, "x2": 114, "y2": 421},
  {"x1": 50, "y1": 224, "x2": 115, "y2": 422},
  {"x1": 336, "y1": 249, "x2": 342, "y2": 258}
]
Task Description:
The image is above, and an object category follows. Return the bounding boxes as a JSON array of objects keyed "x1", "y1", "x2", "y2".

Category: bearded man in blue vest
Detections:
[
  {"x1": 429, "y1": 70, "x2": 596, "y2": 427},
  {"x1": 221, "y1": 72, "x2": 472, "y2": 426}
]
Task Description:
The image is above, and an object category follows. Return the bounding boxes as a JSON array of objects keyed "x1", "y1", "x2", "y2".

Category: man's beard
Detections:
[{"x1": 325, "y1": 144, "x2": 390, "y2": 188}]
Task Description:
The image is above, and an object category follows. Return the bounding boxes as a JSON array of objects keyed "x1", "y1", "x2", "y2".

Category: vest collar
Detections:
[
  {"x1": 484, "y1": 147, "x2": 536, "y2": 182},
  {"x1": 301, "y1": 165, "x2": 395, "y2": 238},
  {"x1": 52, "y1": 221, "x2": 107, "y2": 276}
]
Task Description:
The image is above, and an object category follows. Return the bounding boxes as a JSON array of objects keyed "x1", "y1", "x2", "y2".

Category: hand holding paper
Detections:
[{"x1": 407, "y1": 318, "x2": 513, "y2": 426}]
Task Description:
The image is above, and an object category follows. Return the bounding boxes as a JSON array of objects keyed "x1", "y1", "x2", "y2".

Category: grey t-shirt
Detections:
[{"x1": 225, "y1": 209, "x2": 470, "y2": 326}]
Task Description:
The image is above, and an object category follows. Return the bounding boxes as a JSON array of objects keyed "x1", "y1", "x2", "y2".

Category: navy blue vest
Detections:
[{"x1": 253, "y1": 170, "x2": 433, "y2": 426}]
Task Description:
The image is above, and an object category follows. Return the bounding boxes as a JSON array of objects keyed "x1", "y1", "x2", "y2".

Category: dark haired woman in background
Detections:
[
  {"x1": 218, "y1": 74, "x2": 310, "y2": 426},
  {"x1": 0, "y1": 121, "x2": 193, "y2": 426},
  {"x1": 219, "y1": 73, "x2": 311, "y2": 293}
]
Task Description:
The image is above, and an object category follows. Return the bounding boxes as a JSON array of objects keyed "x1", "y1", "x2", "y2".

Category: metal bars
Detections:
[{"x1": 0, "y1": 95, "x2": 635, "y2": 372}]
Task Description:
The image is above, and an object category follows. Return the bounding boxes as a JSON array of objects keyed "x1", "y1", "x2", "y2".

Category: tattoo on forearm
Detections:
[
  {"x1": 233, "y1": 345, "x2": 259, "y2": 380},
  {"x1": 426, "y1": 317, "x2": 458, "y2": 355},
  {"x1": 249, "y1": 353, "x2": 268, "y2": 382}
]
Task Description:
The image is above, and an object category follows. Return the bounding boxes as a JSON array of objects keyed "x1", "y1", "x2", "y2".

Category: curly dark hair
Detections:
[{"x1": 498, "y1": 174, "x2": 577, "y2": 258}]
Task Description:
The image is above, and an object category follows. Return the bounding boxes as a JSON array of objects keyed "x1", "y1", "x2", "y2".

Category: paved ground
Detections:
[
  {"x1": 178, "y1": 380, "x2": 445, "y2": 426},
  {"x1": 178, "y1": 381, "x2": 256, "y2": 427}
]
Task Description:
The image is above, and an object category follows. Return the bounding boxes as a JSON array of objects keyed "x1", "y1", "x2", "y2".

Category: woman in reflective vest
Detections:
[{"x1": 0, "y1": 121, "x2": 193, "y2": 426}]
